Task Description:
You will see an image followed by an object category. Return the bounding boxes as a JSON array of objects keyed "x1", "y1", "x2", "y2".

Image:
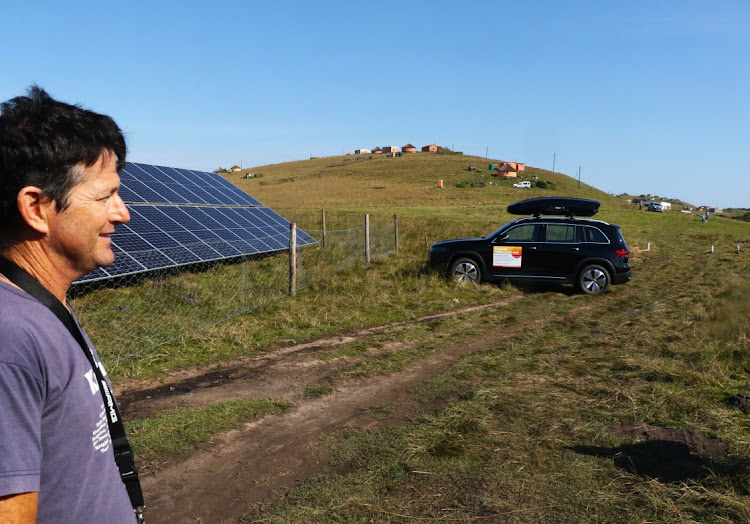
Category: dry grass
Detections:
[{"x1": 84, "y1": 152, "x2": 750, "y2": 521}]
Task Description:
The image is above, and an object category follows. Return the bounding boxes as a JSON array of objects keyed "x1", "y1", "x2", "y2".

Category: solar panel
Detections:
[{"x1": 73, "y1": 162, "x2": 316, "y2": 284}]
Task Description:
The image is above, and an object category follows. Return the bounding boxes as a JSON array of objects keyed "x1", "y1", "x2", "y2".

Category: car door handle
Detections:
[{"x1": 527, "y1": 246, "x2": 537, "y2": 250}]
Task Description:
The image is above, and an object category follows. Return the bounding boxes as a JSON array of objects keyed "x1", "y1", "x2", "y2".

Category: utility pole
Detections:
[
  {"x1": 578, "y1": 165, "x2": 581, "y2": 188},
  {"x1": 552, "y1": 153, "x2": 556, "y2": 172}
]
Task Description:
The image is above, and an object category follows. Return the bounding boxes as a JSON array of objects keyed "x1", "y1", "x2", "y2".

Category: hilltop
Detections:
[{"x1": 225, "y1": 152, "x2": 630, "y2": 214}]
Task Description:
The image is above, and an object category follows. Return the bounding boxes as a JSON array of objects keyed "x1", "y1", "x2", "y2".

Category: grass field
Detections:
[{"x1": 90, "y1": 153, "x2": 750, "y2": 522}]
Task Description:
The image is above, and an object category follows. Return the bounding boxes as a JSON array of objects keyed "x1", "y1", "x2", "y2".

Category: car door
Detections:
[
  {"x1": 486, "y1": 223, "x2": 546, "y2": 279},
  {"x1": 534, "y1": 223, "x2": 582, "y2": 279}
]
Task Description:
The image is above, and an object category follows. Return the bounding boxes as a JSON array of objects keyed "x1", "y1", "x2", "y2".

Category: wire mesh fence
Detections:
[{"x1": 69, "y1": 212, "x2": 396, "y2": 368}]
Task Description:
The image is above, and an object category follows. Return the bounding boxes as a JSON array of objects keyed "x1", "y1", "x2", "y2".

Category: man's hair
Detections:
[{"x1": 0, "y1": 85, "x2": 127, "y2": 234}]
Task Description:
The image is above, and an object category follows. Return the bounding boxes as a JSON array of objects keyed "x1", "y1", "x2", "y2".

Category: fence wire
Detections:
[{"x1": 70, "y1": 216, "x2": 395, "y2": 369}]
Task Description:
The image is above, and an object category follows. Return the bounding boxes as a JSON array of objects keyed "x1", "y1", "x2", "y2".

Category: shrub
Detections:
[
  {"x1": 437, "y1": 147, "x2": 463, "y2": 155},
  {"x1": 535, "y1": 180, "x2": 556, "y2": 190}
]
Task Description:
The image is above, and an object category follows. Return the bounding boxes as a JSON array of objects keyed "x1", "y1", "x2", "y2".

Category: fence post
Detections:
[
  {"x1": 365, "y1": 213, "x2": 371, "y2": 264},
  {"x1": 393, "y1": 214, "x2": 398, "y2": 252},
  {"x1": 289, "y1": 223, "x2": 297, "y2": 297},
  {"x1": 321, "y1": 208, "x2": 326, "y2": 248}
]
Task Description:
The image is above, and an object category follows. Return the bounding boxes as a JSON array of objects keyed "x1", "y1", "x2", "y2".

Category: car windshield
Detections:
[{"x1": 485, "y1": 221, "x2": 517, "y2": 240}]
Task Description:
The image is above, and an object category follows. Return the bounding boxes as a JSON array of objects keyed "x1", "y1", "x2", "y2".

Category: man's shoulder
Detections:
[
  {"x1": 0, "y1": 280, "x2": 64, "y2": 326},
  {"x1": 0, "y1": 280, "x2": 78, "y2": 373}
]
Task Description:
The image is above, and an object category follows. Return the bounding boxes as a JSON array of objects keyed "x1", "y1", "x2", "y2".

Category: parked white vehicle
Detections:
[{"x1": 513, "y1": 181, "x2": 531, "y2": 188}]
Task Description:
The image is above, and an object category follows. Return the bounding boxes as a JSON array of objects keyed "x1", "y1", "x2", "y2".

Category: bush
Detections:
[
  {"x1": 535, "y1": 180, "x2": 556, "y2": 190},
  {"x1": 436, "y1": 147, "x2": 463, "y2": 155}
]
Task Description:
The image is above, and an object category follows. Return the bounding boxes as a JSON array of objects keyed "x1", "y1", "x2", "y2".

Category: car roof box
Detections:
[{"x1": 507, "y1": 197, "x2": 600, "y2": 217}]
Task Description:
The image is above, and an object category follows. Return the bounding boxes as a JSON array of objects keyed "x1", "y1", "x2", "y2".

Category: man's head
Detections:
[{"x1": 0, "y1": 86, "x2": 127, "y2": 244}]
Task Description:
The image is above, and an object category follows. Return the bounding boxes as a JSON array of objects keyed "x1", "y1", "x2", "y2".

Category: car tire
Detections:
[
  {"x1": 578, "y1": 264, "x2": 610, "y2": 295},
  {"x1": 450, "y1": 257, "x2": 482, "y2": 283}
]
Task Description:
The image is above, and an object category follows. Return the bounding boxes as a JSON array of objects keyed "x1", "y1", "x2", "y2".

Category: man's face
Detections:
[{"x1": 46, "y1": 151, "x2": 130, "y2": 279}]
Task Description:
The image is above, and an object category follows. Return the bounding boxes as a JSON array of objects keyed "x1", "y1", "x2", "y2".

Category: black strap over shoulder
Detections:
[{"x1": 0, "y1": 256, "x2": 145, "y2": 514}]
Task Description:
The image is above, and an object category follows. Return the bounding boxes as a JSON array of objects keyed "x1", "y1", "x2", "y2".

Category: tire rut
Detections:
[{"x1": 138, "y1": 292, "x2": 626, "y2": 524}]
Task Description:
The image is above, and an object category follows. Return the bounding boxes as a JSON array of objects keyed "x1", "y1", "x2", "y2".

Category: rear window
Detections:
[
  {"x1": 546, "y1": 224, "x2": 576, "y2": 243},
  {"x1": 615, "y1": 228, "x2": 628, "y2": 248},
  {"x1": 581, "y1": 226, "x2": 609, "y2": 243}
]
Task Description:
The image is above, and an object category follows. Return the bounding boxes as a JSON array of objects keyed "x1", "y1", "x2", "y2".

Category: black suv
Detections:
[{"x1": 427, "y1": 197, "x2": 631, "y2": 294}]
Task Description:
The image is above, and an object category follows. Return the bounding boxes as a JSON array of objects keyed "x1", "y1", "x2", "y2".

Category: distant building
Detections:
[
  {"x1": 422, "y1": 144, "x2": 439, "y2": 153},
  {"x1": 402, "y1": 144, "x2": 417, "y2": 153},
  {"x1": 496, "y1": 163, "x2": 518, "y2": 178},
  {"x1": 372, "y1": 147, "x2": 383, "y2": 154},
  {"x1": 231, "y1": 165, "x2": 242, "y2": 172},
  {"x1": 504, "y1": 161, "x2": 525, "y2": 171},
  {"x1": 355, "y1": 148, "x2": 371, "y2": 154},
  {"x1": 382, "y1": 146, "x2": 400, "y2": 154}
]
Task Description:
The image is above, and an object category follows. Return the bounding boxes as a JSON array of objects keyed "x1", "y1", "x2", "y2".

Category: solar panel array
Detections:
[{"x1": 75, "y1": 162, "x2": 316, "y2": 284}]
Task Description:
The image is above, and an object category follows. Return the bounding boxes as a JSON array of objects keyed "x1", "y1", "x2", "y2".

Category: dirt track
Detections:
[
  {"x1": 120, "y1": 299, "x2": 542, "y2": 523},
  {"x1": 123, "y1": 288, "x2": 719, "y2": 523}
]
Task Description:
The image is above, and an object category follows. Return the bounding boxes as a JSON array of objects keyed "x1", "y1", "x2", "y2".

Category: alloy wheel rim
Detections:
[
  {"x1": 583, "y1": 269, "x2": 606, "y2": 292},
  {"x1": 456, "y1": 263, "x2": 478, "y2": 282}
]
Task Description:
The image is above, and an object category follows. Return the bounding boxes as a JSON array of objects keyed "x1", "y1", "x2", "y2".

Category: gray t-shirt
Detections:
[{"x1": 0, "y1": 280, "x2": 137, "y2": 523}]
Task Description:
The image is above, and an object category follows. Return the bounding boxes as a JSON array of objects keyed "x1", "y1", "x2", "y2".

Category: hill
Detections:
[{"x1": 226, "y1": 152, "x2": 629, "y2": 214}]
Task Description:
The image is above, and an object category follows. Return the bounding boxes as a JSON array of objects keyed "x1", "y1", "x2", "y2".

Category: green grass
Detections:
[
  {"x1": 127, "y1": 399, "x2": 291, "y2": 462},
  {"x1": 242, "y1": 247, "x2": 750, "y2": 522},
  {"x1": 74, "y1": 152, "x2": 750, "y2": 521}
]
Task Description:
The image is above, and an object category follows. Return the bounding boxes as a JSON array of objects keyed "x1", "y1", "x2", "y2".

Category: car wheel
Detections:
[
  {"x1": 578, "y1": 264, "x2": 610, "y2": 295},
  {"x1": 450, "y1": 257, "x2": 482, "y2": 283}
]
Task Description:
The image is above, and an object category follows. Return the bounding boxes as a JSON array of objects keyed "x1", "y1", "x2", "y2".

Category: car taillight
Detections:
[{"x1": 616, "y1": 249, "x2": 629, "y2": 258}]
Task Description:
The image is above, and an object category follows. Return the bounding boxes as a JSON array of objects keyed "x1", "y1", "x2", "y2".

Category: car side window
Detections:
[
  {"x1": 582, "y1": 226, "x2": 609, "y2": 243},
  {"x1": 504, "y1": 224, "x2": 541, "y2": 242},
  {"x1": 546, "y1": 224, "x2": 576, "y2": 243}
]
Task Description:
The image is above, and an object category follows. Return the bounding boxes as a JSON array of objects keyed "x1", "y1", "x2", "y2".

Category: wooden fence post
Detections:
[
  {"x1": 321, "y1": 208, "x2": 326, "y2": 248},
  {"x1": 365, "y1": 214, "x2": 371, "y2": 264},
  {"x1": 394, "y1": 213, "x2": 398, "y2": 252},
  {"x1": 289, "y1": 223, "x2": 297, "y2": 297}
]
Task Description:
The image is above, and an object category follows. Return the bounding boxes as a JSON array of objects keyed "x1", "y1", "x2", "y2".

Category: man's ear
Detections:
[{"x1": 17, "y1": 186, "x2": 54, "y2": 235}]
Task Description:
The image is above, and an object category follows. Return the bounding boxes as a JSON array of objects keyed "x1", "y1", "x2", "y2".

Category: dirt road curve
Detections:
[{"x1": 121, "y1": 298, "x2": 592, "y2": 523}]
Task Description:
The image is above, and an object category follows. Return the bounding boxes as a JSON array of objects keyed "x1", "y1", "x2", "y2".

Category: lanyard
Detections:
[{"x1": 0, "y1": 256, "x2": 145, "y2": 518}]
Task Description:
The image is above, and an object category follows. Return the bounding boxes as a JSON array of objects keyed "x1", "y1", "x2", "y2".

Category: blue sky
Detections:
[{"x1": 2, "y1": 1, "x2": 749, "y2": 207}]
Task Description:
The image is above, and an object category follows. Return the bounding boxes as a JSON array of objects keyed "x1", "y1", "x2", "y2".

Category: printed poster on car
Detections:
[{"x1": 493, "y1": 246, "x2": 522, "y2": 267}]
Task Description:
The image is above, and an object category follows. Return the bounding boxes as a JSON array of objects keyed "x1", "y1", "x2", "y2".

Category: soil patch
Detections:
[
  {"x1": 609, "y1": 421, "x2": 729, "y2": 459},
  {"x1": 117, "y1": 300, "x2": 514, "y2": 421},
  {"x1": 125, "y1": 295, "x2": 612, "y2": 523},
  {"x1": 725, "y1": 392, "x2": 750, "y2": 413}
]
